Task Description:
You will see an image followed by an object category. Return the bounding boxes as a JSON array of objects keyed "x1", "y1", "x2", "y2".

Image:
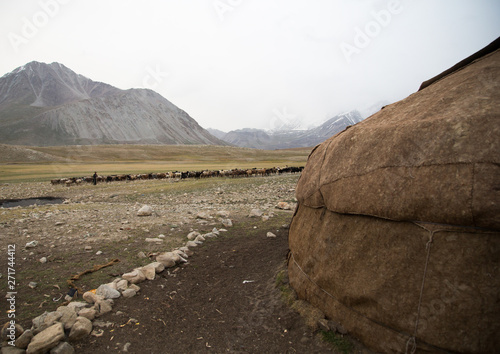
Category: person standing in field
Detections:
[{"x1": 93, "y1": 172, "x2": 98, "y2": 185}]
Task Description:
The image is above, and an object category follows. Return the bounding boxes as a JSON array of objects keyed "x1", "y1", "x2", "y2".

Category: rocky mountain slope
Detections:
[
  {"x1": 0, "y1": 62, "x2": 226, "y2": 146},
  {"x1": 211, "y1": 111, "x2": 365, "y2": 149}
]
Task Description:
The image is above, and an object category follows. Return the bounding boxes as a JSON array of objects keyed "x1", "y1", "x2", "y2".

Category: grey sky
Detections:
[{"x1": 1, "y1": 0, "x2": 499, "y2": 131}]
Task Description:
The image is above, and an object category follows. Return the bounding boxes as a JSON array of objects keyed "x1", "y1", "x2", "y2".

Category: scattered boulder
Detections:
[
  {"x1": 68, "y1": 317, "x2": 92, "y2": 341},
  {"x1": 66, "y1": 302, "x2": 87, "y2": 313},
  {"x1": 137, "y1": 205, "x2": 153, "y2": 216},
  {"x1": 116, "y1": 279, "x2": 128, "y2": 291},
  {"x1": 187, "y1": 231, "x2": 201, "y2": 240},
  {"x1": 96, "y1": 284, "x2": 121, "y2": 299},
  {"x1": 82, "y1": 292, "x2": 104, "y2": 304},
  {"x1": 49, "y1": 341, "x2": 75, "y2": 354},
  {"x1": 26, "y1": 322, "x2": 64, "y2": 354},
  {"x1": 194, "y1": 235, "x2": 205, "y2": 242},
  {"x1": 94, "y1": 300, "x2": 113, "y2": 317},
  {"x1": 249, "y1": 209, "x2": 263, "y2": 217},
  {"x1": 1, "y1": 322, "x2": 23, "y2": 341},
  {"x1": 122, "y1": 289, "x2": 137, "y2": 298},
  {"x1": 156, "y1": 253, "x2": 176, "y2": 268},
  {"x1": 266, "y1": 232, "x2": 277, "y2": 238},
  {"x1": 196, "y1": 211, "x2": 211, "y2": 220},
  {"x1": 122, "y1": 269, "x2": 146, "y2": 284},
  {"x1": 77, "y1": 308, "x2": 97, "y2": 321},
  {"x1": 276, "y1": 201, "x2": 291, "y2": 210},
  {"x1": 216, "y1": 210, "x2": 230, "y2": 218},
  {"x1": 221, "y1": 219, "x2": 233, "y2": 227},
  {"x1": 145, "y1": 238, "x2": 163, "y2": 243},
  {"x1": 15, "y1": 329, "x2": 33, "y2": 349},
  {"x1": 55, "y1": 306, "x2": 77, "y2": 330},
  {"x1": 140, "y1": 264, "x2": 157, "y2": 280}
]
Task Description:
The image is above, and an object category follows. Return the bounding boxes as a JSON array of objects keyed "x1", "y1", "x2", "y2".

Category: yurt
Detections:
[{"x1": 288, "y1": 38, "x2": 500, "y2": 353}]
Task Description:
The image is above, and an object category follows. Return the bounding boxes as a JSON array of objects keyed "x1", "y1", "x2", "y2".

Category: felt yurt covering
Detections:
[{"x1": 288, "y1": 41, "x2": 500, "y2": 353}]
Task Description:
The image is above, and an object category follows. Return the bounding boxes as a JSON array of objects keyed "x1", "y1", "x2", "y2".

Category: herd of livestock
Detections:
[{"x1": 50, "y1": 166, "x2": 304, "y2": 186}]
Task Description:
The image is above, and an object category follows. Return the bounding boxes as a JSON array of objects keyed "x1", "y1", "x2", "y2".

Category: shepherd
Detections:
[{"x1": 93, "y1": 172, "x2": 97, "y2": 185}]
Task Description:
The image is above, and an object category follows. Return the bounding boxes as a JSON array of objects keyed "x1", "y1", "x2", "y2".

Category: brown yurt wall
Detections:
[{"x1": 288, "y1": 45, "x2": 500, "y2": 353}]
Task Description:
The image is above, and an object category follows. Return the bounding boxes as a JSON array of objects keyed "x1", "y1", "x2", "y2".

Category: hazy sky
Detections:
[{"x1": 1, "y1": 1, "x2": 499, "y2": 131}]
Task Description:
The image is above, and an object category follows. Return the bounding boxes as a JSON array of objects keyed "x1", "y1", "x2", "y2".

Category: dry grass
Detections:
[{"x1": 0, "y1": 144, "x2": 311, "y2": 183}]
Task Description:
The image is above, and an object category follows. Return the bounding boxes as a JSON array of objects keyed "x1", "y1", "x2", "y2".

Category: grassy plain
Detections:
[{"x1": 0, "y1": 144, "x2": 311, "y2": 183}]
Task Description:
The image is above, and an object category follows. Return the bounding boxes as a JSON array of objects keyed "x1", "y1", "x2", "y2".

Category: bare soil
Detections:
[{"x1": 0, "y1": 174, "x2": 366, "y2": 353}]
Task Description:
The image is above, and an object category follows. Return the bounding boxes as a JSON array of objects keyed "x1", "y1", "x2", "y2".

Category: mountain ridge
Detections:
[
  {"x1": 0, "y1": 61, "x2": 226, "y2": 146},
  {"x1": 211, "y1": 110, "x2": 365, "y2": 149}
]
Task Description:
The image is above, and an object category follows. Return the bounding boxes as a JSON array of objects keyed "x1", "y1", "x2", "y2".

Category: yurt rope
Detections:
[
  {"x1": 406, "y1": 226, "x2": 438, "y2": 354},
  {"x1": 289, "y1": 220, "x2": 496, "y2": 353}
]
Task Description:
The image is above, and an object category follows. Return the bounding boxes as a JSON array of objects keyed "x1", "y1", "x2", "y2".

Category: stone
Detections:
[
  {"x1": 96, "y1": 284, "x2": 121, "y2": 299},
  {"x1": 50, "y1": 341, "x2": 75, "y2": 354},
  {"x1": 94, "y1": 300, "x2": 113, "y2": 317},
  {"x1": 116, "y1": 279, "x2": 128, "y2": 291},
  {"x1": 95, "y1": 251, "x2": 103, "y2": 255},
  {"x1": 84, "y1": 246, "x2": 92, "y2": 251},
  {"x1": 77, "y1": 308, "x2": 96, "y2": 321},
  {"x1": 123, "y1": 342, "x2": 131, "y2": 352},
  {"x1": 221, "y1": 219, "x2": 233, "y2": 227},
  {"x1": 216, "y1": 210, "x2": 230, "y2": 218},
  {"x1": 104, "y1": 282, "x2": 118, "y2": 290},
  {"x1": 196, "y1": 212, "x2": 211, "y2": 220},
  {"x1": 137, "y1": 205, "x2": 153, "y2": 216},
  {"x1": 122, "y1": 269, "x2": 146, "y2": 284},
  {"x1": 137, "y1": 251, "x2": 147, "y2": 258},
  {"x1": 187, "y1": 231, "x2": 200, "y2": 240},
  {"x1": 249, "y1": 209, "x2": 263, "y2": 217},
  {"x1": 26, "y1": 323, "x2": 64, "y2": 354},
  {"x1": 43, "y1": 311, "x2": 62, "y2": 328},
  {"x1": 28, "y1": 282, "x2": 37, "y2": 289},
  {"x1": 39, "y1": 257, "x2": 47, "y2": 263},
  {"x1": 56, "y1": 306, "x2": 77, "y2": 330},
  {"x1": 122, "y1": 289, "x2": 137, "y2": 298},
  {"x1": 212, "y1": 227, "x2": 220, "y2": 235},
  {"x1": 194, "y1": 235, "x2": 205, "y2": 242},
  {"x1": 267, "y1": 232, "x2": 277, "y2": 238},
  {"x1": 128, "y1": 284, "x2": 140, "y2": 292},
  {"x1": 66, "y1": 302, "x2": 87, "y2": 312},
  {"x1": 140, "y1": 264, "x2": 156, "y2": 280},
  {"x1": 178, "y1": 246, "x2": 193, "y2": 256},
  {"x1": 68, "y1": 317, "x2": 92, "y2": 341},
  {"x1": 31, "y1": 312, "x2": 48, "y2": 333},
  {"x1": 15, "y1": 329, "x2": 33, "y2": 349},
  {"x1": 318, "y1": 318, "x2": 330, "y2": 332},
  {"x1": 1, "y1": 322, "x2": 23, "y2": 341},
  {"x1": 276, "y1": 201, "x2": 292, "y2": 210},
  {"x1": 156, "y1": 253, "x2": 177, "y2": 268},
  {"x1": 185, "y1": 241, "x2": 198, "y2": 248},
  {"x1": 82, "y1": 292, "x2": 104, "y2": 304},
  {"x1": 145, "y1": 238, "x2": 163, "y2": 242},
  {"x1": 25, "y1": 241, "x2": 38, "y2": 248},
  {"x1": 173, "y1": 249, "x2": 188, "y2": 259},
  {"x1": 262, "y1": 215, "x2": 270, "y2": 221}
]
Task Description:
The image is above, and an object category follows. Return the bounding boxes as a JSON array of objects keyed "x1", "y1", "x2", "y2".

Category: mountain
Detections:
[
  {"x1": 0, "y1": 61, "x2": 226, "y2": 146},
  {"x1": 218, "y1": 111, "x2": 365, "y2": 149}
]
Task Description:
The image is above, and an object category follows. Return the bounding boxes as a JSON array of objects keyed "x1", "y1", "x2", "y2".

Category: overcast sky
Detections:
[{"x1": 1, "y1": 1, "x2": 499, "y2": 131}]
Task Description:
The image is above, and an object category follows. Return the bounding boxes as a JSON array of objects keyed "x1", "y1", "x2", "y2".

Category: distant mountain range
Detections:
[
  {"x1": 208, "y1": 110, "x2": 366, "y2": 149},
  {"x1": 0, "y1": 61, "x2": 226, "y2": 146}
]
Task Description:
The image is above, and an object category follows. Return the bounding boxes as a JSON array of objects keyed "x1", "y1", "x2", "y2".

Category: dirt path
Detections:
[{"x1": 74, "y1": 224, "x2": 334, "y2": 354}]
